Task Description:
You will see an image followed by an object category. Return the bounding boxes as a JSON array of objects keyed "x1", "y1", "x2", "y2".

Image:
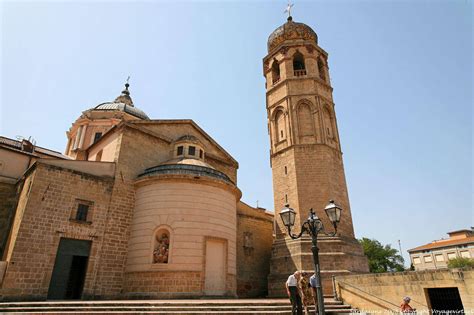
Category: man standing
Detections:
[
  {"x1": 286, "y1": 271, "x2": 303, "y2": 315},
  {"x1": 309, "y1": 273, "x2": 319, "y2": 314}
]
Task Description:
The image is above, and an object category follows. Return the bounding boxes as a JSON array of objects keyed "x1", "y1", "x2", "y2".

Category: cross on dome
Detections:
[
  {"x1": 284, "y1": 2, "x2": 294, "y2": 20},
  {"x1": 114, "y1": 77, "x2": 134, "y2": 106}
]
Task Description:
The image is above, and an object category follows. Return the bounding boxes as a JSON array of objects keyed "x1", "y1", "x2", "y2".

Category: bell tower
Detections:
[{"x1": 264, "y1": 16, "x2": 369, "y2": 296}]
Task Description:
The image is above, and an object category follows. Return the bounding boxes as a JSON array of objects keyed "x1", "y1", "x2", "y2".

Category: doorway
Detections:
[
  {"x1": 427, "y1": 287, "x2": 464, "y2": 314},
  {"x1": 204, "y1": 239, "x2": 226, "y2": 296},
  {"x1": 47, "y1": 238, "x2": 91, "y2": 300}
]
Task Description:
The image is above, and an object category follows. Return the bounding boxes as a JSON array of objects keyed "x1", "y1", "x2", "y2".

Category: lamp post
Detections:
[{"x1": 279, "y1": 200, "x2": 342, "y2": 315}]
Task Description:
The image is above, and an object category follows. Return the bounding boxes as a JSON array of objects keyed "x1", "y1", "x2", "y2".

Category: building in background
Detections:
[{"x1": 408, "y1": 228, "x2": 474, "y2": 271}]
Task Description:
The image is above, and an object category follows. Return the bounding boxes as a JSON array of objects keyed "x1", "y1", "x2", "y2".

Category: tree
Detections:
[
  {"x1": 359, "y1": 237, "x2": 405, "y2": 273},
  {"x1": 447, "y1": 257, "x2": 474, "y2": 269}
]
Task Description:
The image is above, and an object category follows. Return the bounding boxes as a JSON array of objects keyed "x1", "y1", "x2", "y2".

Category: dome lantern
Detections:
[
  {"x1": 90, "y1": 79, "x2": 149, "y2": 120},
  {"x1": 114, "y1": 77, "x2": 134, "y2": 106}
]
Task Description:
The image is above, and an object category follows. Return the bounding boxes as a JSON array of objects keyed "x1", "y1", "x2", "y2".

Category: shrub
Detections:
[{"x1": 447, "y1": 257, "x2": 474, "y2": 269}]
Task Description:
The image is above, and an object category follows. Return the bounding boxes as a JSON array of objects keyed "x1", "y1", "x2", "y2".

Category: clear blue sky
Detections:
[{"x1": 1, "y1": 0, "x2": 472, "y2": 263}]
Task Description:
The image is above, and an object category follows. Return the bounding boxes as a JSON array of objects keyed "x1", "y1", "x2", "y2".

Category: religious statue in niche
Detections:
[
  {"x1": 243, "y1": 232, "x2": 254, "y2": 256},
  {"x1": 153, "y1": 231, "x2": 170, "y2": 264}
]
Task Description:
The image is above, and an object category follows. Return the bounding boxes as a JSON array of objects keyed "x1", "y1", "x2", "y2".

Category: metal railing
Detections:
[
  {"x1": 294, "y1": 69, "x2": 307, "y2": 76},
  {"x1": 336, "y1": 280, "x2": 401, "y2": 313},
  {"x1": 336, "y1": 280, "x2": 430, "y2": 312}
]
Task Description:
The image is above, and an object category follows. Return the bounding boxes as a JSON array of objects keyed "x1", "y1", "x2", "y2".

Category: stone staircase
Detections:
[{"x1": 0, "y1": 297, "x2": 356, "y2": 314}]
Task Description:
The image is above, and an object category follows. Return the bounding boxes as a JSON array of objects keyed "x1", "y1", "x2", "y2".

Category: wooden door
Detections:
[{"x1": 204, "y1": 239, "x2": 226, "y2": 296}]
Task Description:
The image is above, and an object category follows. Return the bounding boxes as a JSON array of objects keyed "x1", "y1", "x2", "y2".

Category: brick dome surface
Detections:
[{"x1": 267, "y1": 17, "x2": 318, "y2": 52}]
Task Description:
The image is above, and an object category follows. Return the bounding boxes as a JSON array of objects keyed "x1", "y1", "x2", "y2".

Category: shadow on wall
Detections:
[{"x1": 236, "y1": 202, "x2": 274, "y2": 298}]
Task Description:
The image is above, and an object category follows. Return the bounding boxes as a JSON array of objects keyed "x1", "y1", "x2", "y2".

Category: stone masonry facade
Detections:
[
  {"x1": 1, "y1": 163, "x2": 114, "y2": 300},
  {"x1": 236, "y1": 202, "x2": 273, "y2": 298},
  {"x1": 0, "y1": 16, "x2": 372, "y2": 302},
  {"x1": 264, "y1": 17, "x2": 369, "y2": 296},
  {"x1": 335, "y1": 268, "x2": 474, "y2": 312},
  {"x1": 0, "y1": 118, "x2": 274, "y2": 300}
]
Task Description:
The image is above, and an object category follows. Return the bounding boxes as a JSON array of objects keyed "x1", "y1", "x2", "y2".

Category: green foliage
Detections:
[
  {"x1": 447, "y1": 257, "x2": 474, "y2": 269},
  {"x1": 359, "y1": 237, "x2": 405, "y2": 273}
]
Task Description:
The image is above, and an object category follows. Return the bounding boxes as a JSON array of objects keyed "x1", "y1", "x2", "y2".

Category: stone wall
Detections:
[
  {"x1": 107, "y1": 123, "x2": 240, "y2": 299},
  {"x1": 1, "y1": 162, "x2": 115, "y2": 300},
  {"x1": 129, "y1": 121, "x2": 238, "y2": 184},
  {"x1": 0, "y1": 121, "x2": 242, "y2": 301},
  {"x1": 109, "y1": 125, "x2": 240, "y2": 299},
  {"x1": 236, "y1": 202, "x2": 273, "y2": 298},
  {"x1": 124, "y1": 178, "x2": 238, "y2": 298},
  {"x1": 91, "y1": 127, "x2": 158, "y2": 298},
  {"x1": 335, "y1": 268, "x2": 474, "y2": 312},
  {"x1": 123, "y1": 271, "x2": 202, "y2": 298},
  {"x1": 268, "y1": 145, "x2": 368, "y2": 297}
]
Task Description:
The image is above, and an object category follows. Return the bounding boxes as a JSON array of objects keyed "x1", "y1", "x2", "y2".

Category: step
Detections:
[
  {"x1": 0, "y1": 298, "x2": 344, "y2": 307},
  {"x1": 0, "y1": 311, "x2": 355, "y2": 315},
  {"x1": 0, "y1": 312, "x2": 354, "y2": 315},
  {"x1": 0, "y1": 298, "x2": 356, "y2": 314},
  {"x1": 0, "y1": 304, "x2": 352, "y2": 311}
]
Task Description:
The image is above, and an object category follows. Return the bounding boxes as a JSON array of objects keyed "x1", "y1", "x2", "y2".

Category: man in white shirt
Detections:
[{"x1": 285, "y1": 271, "x2": 302, "y2": 315}]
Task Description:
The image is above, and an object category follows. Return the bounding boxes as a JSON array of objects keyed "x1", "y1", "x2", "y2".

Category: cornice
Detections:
[{"x1": 134, "y1": 173, "x2": 242, "y2": 199}]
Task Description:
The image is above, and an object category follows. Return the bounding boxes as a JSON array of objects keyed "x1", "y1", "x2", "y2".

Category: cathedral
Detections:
[{"x1": 0, "y1": 15, "x2": 367, "y2": 301}]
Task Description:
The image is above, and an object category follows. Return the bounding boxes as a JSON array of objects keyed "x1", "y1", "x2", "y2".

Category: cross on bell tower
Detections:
[{"x1": 284, "y1": 2, "x2": 294, "y2": 19}]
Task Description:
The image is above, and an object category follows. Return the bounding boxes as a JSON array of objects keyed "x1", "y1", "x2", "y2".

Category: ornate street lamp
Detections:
[{"x1": 279, "y1": 200, "x2": 342, "y2": 315}]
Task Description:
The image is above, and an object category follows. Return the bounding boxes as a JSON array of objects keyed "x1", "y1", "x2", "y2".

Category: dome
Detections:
[
  {"x1": 267, "y1": 17, "x2": 318, "y2": 52},
  {"x1": 93, "y1": 102, "x2": 149, "y2": 120},
  {"x1": 160, "y1": 157, "x2": 215, "y2": 169},
  {"x1": 139, "y1": 159, "x2": 232, "y2": 184},
  {"x1": 87, "y1": 82, "x2": 149, "y2": 120}
]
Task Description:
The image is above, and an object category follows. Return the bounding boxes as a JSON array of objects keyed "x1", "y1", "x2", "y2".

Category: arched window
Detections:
[
  {"x1": 318, "y1": 58, "x2": 326, "y2": 82},
  {"x1": 153, "y1": 228, "x2": 170, "y2": 264},
  {"x1": 271, "y1": 59, "x2": 280, "y2": 84},
  {"x1": 297, "y1": 103, "x2": 314, "y2": 137},
  {"x1": 275, "y1": 110, "x2": 286, "y2": 142},
  {"x1": 293, "y1": 52, "x2": 306, "y2": 76}
]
